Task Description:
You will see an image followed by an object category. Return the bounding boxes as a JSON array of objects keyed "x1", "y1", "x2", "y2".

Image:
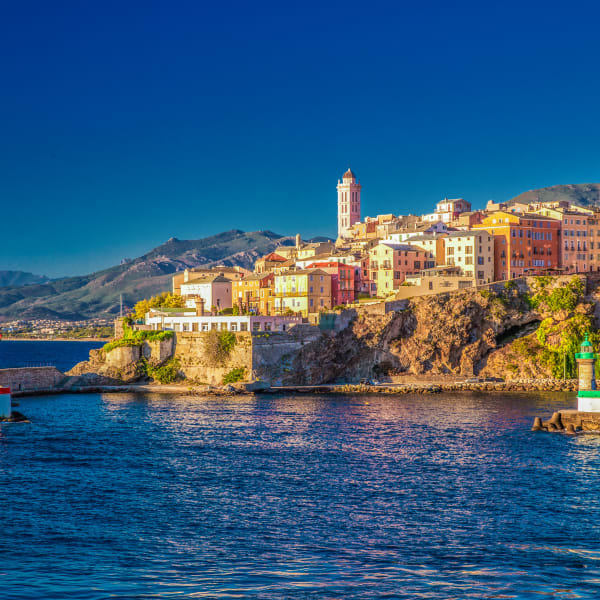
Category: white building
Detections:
[
  {"x1": 146, "y1": 312, "x2": 302, "y2": 333},
  {"x1": 443, "y1": 230, "x2": 494, "y2": 284},
  {"x1": 387, "y1": 221, "x2": 448, "y2": 242},
  {"x1": 423, "y1": 198, "x2": 472, "y2": 223},
  {"x1": 180, "y1": 274, "x2": 232, "y2": 311}
]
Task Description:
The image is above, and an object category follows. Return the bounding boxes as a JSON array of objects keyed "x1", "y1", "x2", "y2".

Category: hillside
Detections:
[
  {"x1": 0, "y1": 230, "x2": 290, "y2": 321},
  {"x1": 0, "y1": 271, "x2": 49, "y2": 288},
  {"x1": 509, "y1": 183, "x2": 600, "y2": 208}
]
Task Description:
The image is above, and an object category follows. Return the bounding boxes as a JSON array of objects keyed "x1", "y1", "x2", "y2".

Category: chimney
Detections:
[
  {"x1": 195, "y1": 297, "x2": 205, "y2": 316},
  {"x1": 184, "y1": 269, "x2": 190, "y2": 283},
  {"x1": 296, "y1": 233, "x2": 301, "y2": 249}
]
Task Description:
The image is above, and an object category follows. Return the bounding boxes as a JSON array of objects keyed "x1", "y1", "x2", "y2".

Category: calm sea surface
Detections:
[
  {"x1": 1, "y1": 391, "x2": 598, "y2": 599},
  {"x1": 0, "y1": 340, "x2": 104, "y2": 372}
]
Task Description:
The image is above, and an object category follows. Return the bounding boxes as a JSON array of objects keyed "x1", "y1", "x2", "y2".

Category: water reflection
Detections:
[{"x1": 1, "y1": 391, "x2": 600, "y2": 598}]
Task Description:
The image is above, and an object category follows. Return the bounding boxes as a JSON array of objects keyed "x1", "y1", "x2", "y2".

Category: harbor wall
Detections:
[{"x1": 0, "y1": 367, "x2": 65, "y2": 391}]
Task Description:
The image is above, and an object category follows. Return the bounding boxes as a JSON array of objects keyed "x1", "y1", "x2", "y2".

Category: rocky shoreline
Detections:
[{"x1": 9, "y1": 377, "x2": 578, "y2": 398}]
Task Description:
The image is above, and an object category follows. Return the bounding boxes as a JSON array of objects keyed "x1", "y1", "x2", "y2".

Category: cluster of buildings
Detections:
[
  {"x1": 0, "y1": 317, "x2": 114, "y2": 339},
  {"x1": 146, "y1": 169, "x2": 600, "y2": 332}
]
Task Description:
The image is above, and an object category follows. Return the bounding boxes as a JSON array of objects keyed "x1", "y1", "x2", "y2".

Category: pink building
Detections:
[
  {"x1": 306, "y1": 261, "x2": 356, "y2": 306},
  {"x1": 337, "y1": 168, "x2": 361, "y2": 240}
]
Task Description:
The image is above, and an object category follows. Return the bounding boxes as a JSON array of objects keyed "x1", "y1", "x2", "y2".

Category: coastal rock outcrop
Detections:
[{"x1": 69, "y1": 274, "x2": 595, "y2": 386}]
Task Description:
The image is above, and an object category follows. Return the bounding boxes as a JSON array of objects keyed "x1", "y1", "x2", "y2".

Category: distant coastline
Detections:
[{"x1": 1, "y1": 337, "x2": 108, "y2": 343}]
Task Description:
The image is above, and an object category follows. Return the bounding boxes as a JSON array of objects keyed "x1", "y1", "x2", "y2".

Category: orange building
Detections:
[
  {"x1": 232, "y1": 273, "x2": 274, "y2": 314},
  {"x1": 254, "y1": 252, "x2": 288, "y2": 274},
  {"x1": 474, "y1": 212, "x2": 561, "y2": 280}
]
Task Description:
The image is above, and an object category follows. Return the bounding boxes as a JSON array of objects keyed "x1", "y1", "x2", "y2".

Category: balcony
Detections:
[{"x1": 273, "y1": 291, "x2": 309, "y2": 298}]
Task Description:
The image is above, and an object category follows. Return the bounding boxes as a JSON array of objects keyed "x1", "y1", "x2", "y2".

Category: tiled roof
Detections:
[
  {"x1": 260, "y1": 252, "x2": 287, "y2": 262},
  {"x1": 182, "y1": 274, "x2": 231, "y2": 285}
]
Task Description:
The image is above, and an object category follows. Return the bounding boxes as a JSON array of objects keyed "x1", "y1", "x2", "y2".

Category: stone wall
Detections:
[
  {"x1": 143, "y1": 337, "x2": 174, "y2": 364},
  {"x1": 105, "y1": 345, "x2": 141, "y2": 368},
  {"x1": 0, "y1": 367, "x2": 64, "y2": 391},
  {"x1": 174, "y1": 332, "x2": 253, "y2": 385}
]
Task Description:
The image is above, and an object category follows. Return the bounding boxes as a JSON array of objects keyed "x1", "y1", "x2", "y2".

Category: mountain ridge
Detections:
[
  {"x1": 0, "y1": 230, "x2": 291, "y2": 321},
  {"x1": 508, "y1": 183, "x2": 600, "y2": 208},
  {"x1": 0, "y1": 271, "x2": 49, "y2": 288}
]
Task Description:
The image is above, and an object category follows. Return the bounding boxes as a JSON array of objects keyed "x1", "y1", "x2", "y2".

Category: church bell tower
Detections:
[{"x1": 337, "y1": 168, "x2": 361, "y2": 240}]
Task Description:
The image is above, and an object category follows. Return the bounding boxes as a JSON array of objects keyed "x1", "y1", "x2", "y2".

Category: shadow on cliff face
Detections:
[{"x1": 286, "y1": 276, "x2": 591, "y2": 384}]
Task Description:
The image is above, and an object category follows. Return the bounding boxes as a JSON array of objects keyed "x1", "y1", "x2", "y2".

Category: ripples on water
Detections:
[{"x1": 0, "y1": 391, "x2": 599, "y2": 599}]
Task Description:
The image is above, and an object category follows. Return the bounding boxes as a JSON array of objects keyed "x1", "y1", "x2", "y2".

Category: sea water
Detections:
[
  {"x1": 0, "y1": 391, "x2": 598, "y2": 599},
  {"x1": 0, "y1": 340, "x2": 104, "y2": 372}
]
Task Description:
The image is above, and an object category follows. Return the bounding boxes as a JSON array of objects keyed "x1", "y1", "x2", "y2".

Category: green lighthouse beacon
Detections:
[{"x1": 576, "y1": 333, "x2": 600, "y2": 411}]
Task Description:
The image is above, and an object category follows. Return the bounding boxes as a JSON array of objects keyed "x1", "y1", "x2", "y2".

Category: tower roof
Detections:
[{"x1": 342, "y1": 168, "x2": 356, "y2": 180}]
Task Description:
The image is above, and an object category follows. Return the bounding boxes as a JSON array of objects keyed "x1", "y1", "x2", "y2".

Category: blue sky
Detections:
[{"x1": 2, "y1": 0, "x2": 600, "y2": 277}]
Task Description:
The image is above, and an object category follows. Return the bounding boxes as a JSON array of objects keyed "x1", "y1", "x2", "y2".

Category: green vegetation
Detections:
[
  {"x1": 223, "y1": 367, "x2": 246, "y2": 384},
  {"x1": 204, "y1": 330, "x2": 237, "y2": 365},
  {"x1": 134, "y1": 293, "x2": 186, "y2": 320},
  {"x1": 149, "y1": 358, "x2": 181, "y2": 384},
  {"x1": 103, "y1": 318, "x2": 174, "y2": 353},
  {"x1": 137, "y1": 357, "x2": 181, "y2": 383},
  {"x1": 533, "y1": 313, "x2": 595, "y2": 378},
  {"x1": 527, "y1": 276, "x2": 584, "y2": 313}
]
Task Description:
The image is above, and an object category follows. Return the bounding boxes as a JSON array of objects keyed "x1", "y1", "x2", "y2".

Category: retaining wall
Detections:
[{"x1": 0, "y1": 367, "x2": 65, "y2": 391}]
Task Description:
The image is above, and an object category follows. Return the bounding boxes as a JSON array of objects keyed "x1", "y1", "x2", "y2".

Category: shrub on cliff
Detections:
[
  {"x1": 103, "y1": 327, "x2": 173, "y2": 353},
  {"x1": 204, "y1": 330, "x2": 237, "y2": 366},
  {"x1": 528, "y1": 276, "x2": 584, "y2": 313},
  {"x1": 150, "y1": 358, "x2": 181, "y2": 384},
  {"x1": 223, "y1": 367, "x2": 246, "y2": 384},
  {"x1": 137, "y1": 357, "x2": 181, "y2": 383}
]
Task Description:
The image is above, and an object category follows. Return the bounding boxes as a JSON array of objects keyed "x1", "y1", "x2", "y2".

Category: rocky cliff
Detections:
[
  {"x1": 69, "y1": 275, "x2": 596, "y2": 385},
  {"x1": 263, "y1": 275, "x2": 594, "y2": 384}
]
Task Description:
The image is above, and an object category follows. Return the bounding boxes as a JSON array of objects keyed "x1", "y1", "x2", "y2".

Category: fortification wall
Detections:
[
  {"x1": 0, "y1": 367, "x2": 65, "y2": 391},
  {"x1": 174, "y1": 332, "x2": 253, "y2": 385}
]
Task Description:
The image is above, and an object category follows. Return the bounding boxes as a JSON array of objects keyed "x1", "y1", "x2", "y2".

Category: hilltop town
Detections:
[{"x1": 142, "y1": 168, "x2": 598, "y2": 332}]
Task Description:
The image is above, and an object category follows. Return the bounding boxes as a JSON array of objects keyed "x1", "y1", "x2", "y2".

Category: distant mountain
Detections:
[
  {"x1": 0, "y1": 230, "x2": 291, "y2": 321},
  {"x1": 509, "y1": 183, "x2": 600, "y2": 208},
  {"x1": 0, "y1": 271, "x2": 49, "y2": 288}
]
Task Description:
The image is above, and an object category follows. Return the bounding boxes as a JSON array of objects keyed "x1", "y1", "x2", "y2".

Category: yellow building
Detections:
[
  {"x1": 273, "y1": 269, "x2": 332, "y2": 316},
  {"x1": 369, "y1": 242, "x2": 432, "y2": 296},
  {"x1": 232, "y1": 273, "x2": 274, "y2": 314}
]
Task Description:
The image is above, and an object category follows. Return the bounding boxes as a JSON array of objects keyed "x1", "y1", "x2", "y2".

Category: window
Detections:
[
  {"x1": 465, "y1": 246, "x2": 473, "y2": 254},
  {"x1": 240, "y1": 322, "x2": 248, "y2": 331},
  {"x1": 478, "y1": 256, "x2": 484, "y2": 265},
  {"x1": 320, "y1": 287, "x2": 324, "y2": 293},
  {"x1": 253, "y1": 322, "x2": 260, "y2": 331}
]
